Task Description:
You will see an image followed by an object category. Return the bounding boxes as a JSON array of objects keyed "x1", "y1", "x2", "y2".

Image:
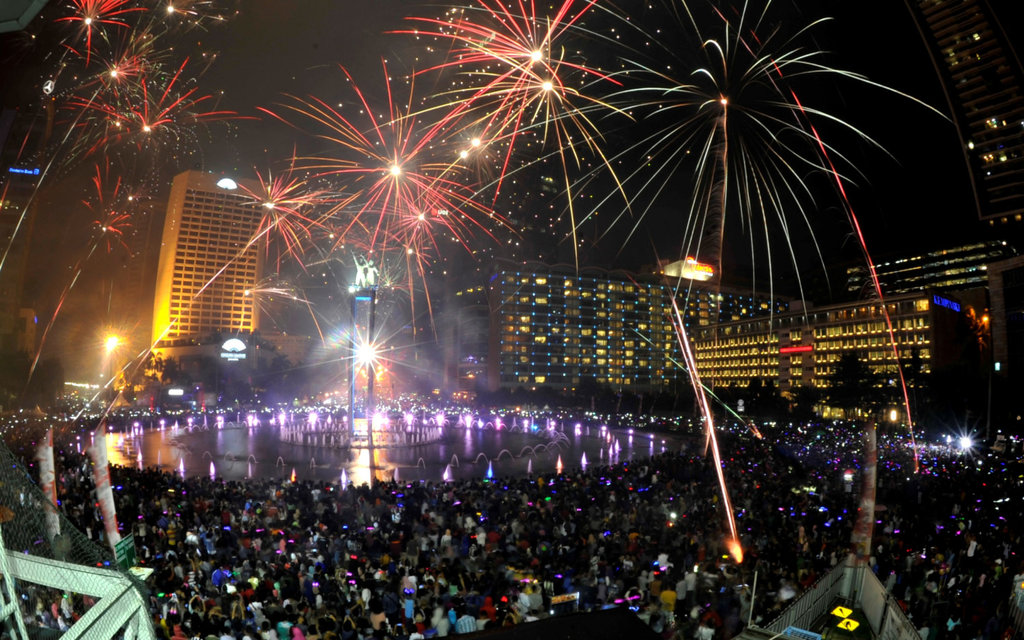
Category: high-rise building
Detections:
[
  {"x1": 906, "y1": 0, "x2": 1024, "y2": 225},
  {"x1": 484, "y1": 263, "x2": 786, "y2": 392},
  {"x1": 690, "y1": 288, "x2": 987, "y2": 417},
  {"x1": 152, "y1": 170, "x2": 262, "y2": 348},
  {"x1": 845, "y1": 240, "x2": 1017, "y2": 296}
]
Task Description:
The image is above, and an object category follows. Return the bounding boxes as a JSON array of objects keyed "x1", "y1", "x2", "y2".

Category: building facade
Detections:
[
  {"x1": 845, "y1": 241, "x2": 1017, "y2": 296},
  {"x1": 691, "y1": 289, "x2": 985, "y2": 406},
  {"x1": 988, "y1": 254, "x2": 1024, "y2": 380},
  {"x1": 152, "y1": 171, "x2": 263, "y2": 348},
  {"x1": 485, "y1": 263, "x2": 786, "y2": 392},
  {"x1": 906, "y1": 0, "x2": 1024, "y2": 225}
]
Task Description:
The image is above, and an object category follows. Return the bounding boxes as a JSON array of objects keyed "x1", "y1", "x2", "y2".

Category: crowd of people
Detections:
[{"x1": 13, "y1": 420, "x2": 1024, "y2": 640}]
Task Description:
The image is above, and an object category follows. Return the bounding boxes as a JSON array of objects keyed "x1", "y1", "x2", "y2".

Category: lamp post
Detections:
[{"x1": 104, "y1": 334, "x2": 122, "y2": 399}]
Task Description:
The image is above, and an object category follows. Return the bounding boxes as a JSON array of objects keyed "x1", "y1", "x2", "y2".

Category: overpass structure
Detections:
[{"x1": 0, "y1": 440, "x2": 154, "y2": 639}]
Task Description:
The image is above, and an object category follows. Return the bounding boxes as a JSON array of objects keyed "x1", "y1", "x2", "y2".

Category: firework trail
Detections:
[
  {"x1": 595, "y1": 1, "x2": 935, "y2": 464},
  {"x1": 671, "y1": 296, "x2": 742, "y2": 563},
  {"x1": 67, "y1": 56, "x2": 239, "y2": 156}
]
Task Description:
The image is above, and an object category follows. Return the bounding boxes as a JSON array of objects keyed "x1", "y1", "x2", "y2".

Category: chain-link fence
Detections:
[{"x1": 0, "y1": 436, "x2": 154, "y2": 639}]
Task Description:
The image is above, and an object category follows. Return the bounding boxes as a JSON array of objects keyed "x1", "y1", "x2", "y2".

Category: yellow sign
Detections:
[
  {"x1": 831, "y1": 606, "x2": 853, "y2": 618},
  {"x1": 837, "y1": 619, "x2": 860, "y2": 631}
]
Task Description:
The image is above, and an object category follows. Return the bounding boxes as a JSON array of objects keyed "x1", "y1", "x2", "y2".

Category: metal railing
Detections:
[
  {"x1": 759, "y1": 559, "x2": 919, "y2": 640},
  {"x1": 763, "y1": 561, "x2": 850, "y2": 635},
  {"x1": 1009, "y1": 598, "x2": 1024, "y2": 637}
]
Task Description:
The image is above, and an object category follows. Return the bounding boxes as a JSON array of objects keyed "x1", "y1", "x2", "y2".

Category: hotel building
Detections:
[
  {"x1": 690, "y1": 288, "x2": 986, "y2": 400},
  {"x1": 484, "y1": 263, "x2": 786, "y2": 392},
  {"x1": 152, "y1": 170, "x2": 263, "y2": 349}
]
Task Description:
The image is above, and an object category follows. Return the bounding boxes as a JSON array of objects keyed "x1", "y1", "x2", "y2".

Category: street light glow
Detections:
[{"x1": 105, "y1": 335, "x2": 121, "y2": 353}]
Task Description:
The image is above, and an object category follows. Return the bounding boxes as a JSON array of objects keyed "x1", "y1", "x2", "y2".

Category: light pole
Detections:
[{"x1": 104, "y1": 334, "x2": 122, "y2": 399}]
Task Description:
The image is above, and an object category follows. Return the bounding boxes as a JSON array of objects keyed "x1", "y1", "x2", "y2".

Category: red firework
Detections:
[
  {"x1": 55, "y1": 0, "x2": 145, "y2": 66},
  {"x1": 260, "y1": 62, "x2": 510, "y2": 264},
  {"x1": 68, "y1": 57, "x2": 238, "y2": 154},
  {"x1": 237, "y1": 164, "x2": 331, "y2": 269},
  {"x1": 85, "y1": 162, "x2": 133, "y2": 253}
]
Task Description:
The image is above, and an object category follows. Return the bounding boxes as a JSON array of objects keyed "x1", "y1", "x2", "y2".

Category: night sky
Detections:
[
  {"x1": 182, "y1": 1, "x2": 1022, "y2": 266},
  {"x1": 3, "y1": 1, "x2": 1021, "y2": 259},
  {"x1": 2, "y1": 0, "x2": 1024, "y2": 376}
]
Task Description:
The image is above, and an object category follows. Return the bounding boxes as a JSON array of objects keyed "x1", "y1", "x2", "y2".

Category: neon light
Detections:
[
  {"x1": 8, "y1": 167, "x2": 40, "y2": 175},
  {"x1": 779, "y1": 345, "x2": 813, "y2": 354},
  {"x1": 932, "y1": 294, "x2": 961, "y2": 312},
  {"x1": 679, "y1": 257, "x2": 715, "y2": 281}
]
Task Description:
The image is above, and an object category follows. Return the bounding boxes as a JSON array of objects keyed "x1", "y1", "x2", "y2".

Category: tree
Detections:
[
  {"x1": 788, "y1": 384, "x2": 821, "y2": 421},
  {"x1": 826, "y1": 352, "x2": 882, "y2": 419}
]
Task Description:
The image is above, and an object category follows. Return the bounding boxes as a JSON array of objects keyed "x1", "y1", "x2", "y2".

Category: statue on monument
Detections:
[{"x1": 354, "y1": 255, "x2": 378, "y2": 288}]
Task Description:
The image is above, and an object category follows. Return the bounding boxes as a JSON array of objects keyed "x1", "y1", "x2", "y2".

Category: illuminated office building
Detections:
[
  {"x1": 845, "y1": 241, "x2": 1016, "y2": 296},
  {"x1": 690, "y1": 289, "x2": 985, "y2": 402},
  {"x1": 906, "y1": 0, "x2": 1024, "y2": 225},
  {"x1": 152, "y1": 171, "x2": 262, "y2": 348},
  {"x1": 486, "y1": 263, "x2": 785, "y2": 392}
]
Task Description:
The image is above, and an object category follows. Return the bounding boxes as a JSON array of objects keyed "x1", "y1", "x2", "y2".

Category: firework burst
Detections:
[
  {"x1": 55, "y1": 0, "x2": 146, "y2": 66},
  {"x1": 85, "y1": 162, "x2": 134, "y2": 253},
  {"x1": 237, "y1": 163, "x2": 331, "y2": 269},
  {"x1": 260, "y1": 62, "x2": 510, "y2": 264},
  {"x1": 67, "y1": 56, "x2": 239, "y2": 156},
  {"x1": 401, "y1": 0, "x2": 631, "y2": 265}
]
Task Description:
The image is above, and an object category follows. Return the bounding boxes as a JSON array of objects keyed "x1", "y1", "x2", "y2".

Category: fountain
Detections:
[
  {"x1": 527, "y1": 458, "x2": 532, "y2": 475},
  {"x1": 209, "y1": 461, "x2": 216, "y2": 480},
  {"x1": 178, "y1": 459, "x2": 185, "y2": 477},
  {"x1": 486, "y1": 461, "x2": 494, "y2": 480},
  {"x1": 290, "y1": 468, "x2": 297, "y2": 483},
  {"x1": 340, "y1": 469, "x2": 348, "y2": 488},
  {"x1": 442, "y1": 465, "x2": 452, "y2": 482},
  {"x1": 556, "y1": 455, "x2": 563, "y2": 474},
  {"x1": 581, "y1": 452, "x2": 588, "y2": 470}
]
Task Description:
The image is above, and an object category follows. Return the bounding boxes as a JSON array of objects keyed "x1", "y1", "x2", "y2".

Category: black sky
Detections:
[
  {"x1": 186, "y1": 0, "x2": 1022, "y2": 267},
  {"x1": 3, "y1": 0, "x2": 1024, "y2": 334}
]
